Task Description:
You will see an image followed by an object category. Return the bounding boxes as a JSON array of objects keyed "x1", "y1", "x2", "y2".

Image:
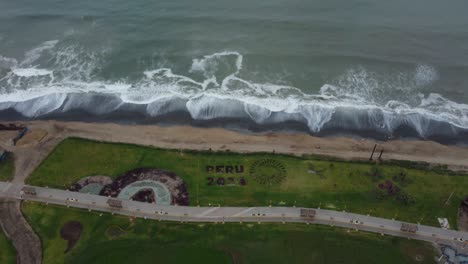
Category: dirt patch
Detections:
[
  {"x1": 131, "y1": 188, "x2": 156, "y2": 203},
  {"x1": 16, "y1": 129, "x2": 48, "y2": 147},
  {"x1": 0, "y1": 131, "x2": 18, "y2": 148},
  {"x1": 69, "y1": 176, "x2": 113, "y2": 193},
  {"x1": 457, "y1": 196, "x2": 468, "y2": 231},
  {"x1": 60, "y1": 221, "x2": 83, "y2": 253},
  {"x1": 100, "y1": 168, "x2": 189, "y2": 205},
  {"x1": 106, "y1": 225, "x2": 127, "y2": 239}
]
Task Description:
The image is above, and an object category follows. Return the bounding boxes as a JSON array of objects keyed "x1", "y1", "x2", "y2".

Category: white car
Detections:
[
  {"x1": 453, "y1": 237, "x2": 464, "y2": 242},
  {"x1": 351, "y1": 220, "x2": 363, "y2": 225},
  {"x1": 66, "y1": 198, "x2": 77, "y2": 202}
]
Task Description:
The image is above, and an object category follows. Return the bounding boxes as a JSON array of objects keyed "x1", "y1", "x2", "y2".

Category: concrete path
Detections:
[{"x1": 1, "y1": 181, "x2": 467, "y2": 254}]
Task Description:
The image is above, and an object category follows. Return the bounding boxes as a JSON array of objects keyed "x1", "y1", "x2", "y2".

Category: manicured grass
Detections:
[
  {"x1": 22, "y1": 202, "x2": 436, "y2": 264},
  {"x1": 0, "y1": 153, "x2": 14, "y2": 181},
  {"x1": 0, "y1": 228, "x2": 15, "y2": 264},
  {"x1": 27, "y1": 138, "x2": 468, "y2": 226}
]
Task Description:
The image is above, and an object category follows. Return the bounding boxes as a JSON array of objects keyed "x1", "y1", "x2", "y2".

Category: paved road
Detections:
[{"x1": 1, "y1": 181, "x2": 467, "y2": 252}]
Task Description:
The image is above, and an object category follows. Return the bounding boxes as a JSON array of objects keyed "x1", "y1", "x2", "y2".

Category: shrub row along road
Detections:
[{"x1": 1, "y1": 181, "x2": 467, "y2": 253}]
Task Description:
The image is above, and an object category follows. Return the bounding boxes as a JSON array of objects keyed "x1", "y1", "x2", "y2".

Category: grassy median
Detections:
[
  {"x1": 0, "y1": 153, "x2": 14, "y2": 181},
  {"x1": 27, "y1": 137, "x2": 468, "y2": 226},
  {"x1": 22, "y1": 202, "x2": 436, "y2": 264}
]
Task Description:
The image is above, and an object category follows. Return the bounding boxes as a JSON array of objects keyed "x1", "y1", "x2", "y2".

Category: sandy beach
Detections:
[{"x1": 1, "y1": 120, "x2": 467, "y2": 174}]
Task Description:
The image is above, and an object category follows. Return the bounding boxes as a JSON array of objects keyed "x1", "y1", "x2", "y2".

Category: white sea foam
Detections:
[
  {"x1": 190, "y1": 51, "x2": 243, "y2": 74},
  {"x1": 12, "y1": 68, "x2": 53, "y2": 77},
  {"x1": 0, "y1": 55, "x2": 18, "y2": 69},
  {"x1": 415, "y1": 64, "x2": 439, "y2": 86},
  {"x1": 0, "y1": 43, "x2": 467, "y2": 139},
  {"x1": 21, "y1": 40, "x2": 58, "y2": 66},
  {"x1": 244, "y1": 103, "x2": 272, "y2": 123}
]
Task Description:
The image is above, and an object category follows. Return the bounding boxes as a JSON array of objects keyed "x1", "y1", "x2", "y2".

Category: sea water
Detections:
[{"x1": 1, "y1": 0, "x2": 467, "y2": 142}]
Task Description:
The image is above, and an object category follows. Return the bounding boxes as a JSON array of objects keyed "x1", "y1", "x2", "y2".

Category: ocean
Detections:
[{"x1": 1, "y1": 0, "x2": 468, "y2": 143}]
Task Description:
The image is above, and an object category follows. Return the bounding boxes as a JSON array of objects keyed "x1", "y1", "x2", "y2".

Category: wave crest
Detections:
[{"x1": 0, "y1": 42, "x2": 467, "y2": 141}]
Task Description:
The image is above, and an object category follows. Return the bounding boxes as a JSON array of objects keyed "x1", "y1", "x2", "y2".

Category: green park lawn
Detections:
[
  {"x1": 22, "y1": 202, "x2": 436, "y2": 264},
  {"x1": 26, "y1": 137, "x2": 468, "y2": 227},
  {"x1": 0, "y1": 227, "x2": 15, "y2": 264},
  {"x1": 0, "y1": 153, "x2": 14, "y2": 181}
]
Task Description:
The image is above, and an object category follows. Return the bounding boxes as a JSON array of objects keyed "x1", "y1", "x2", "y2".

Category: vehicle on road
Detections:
[{"x1": 253, "y1": 213, "x2": 267, "y2": 216}]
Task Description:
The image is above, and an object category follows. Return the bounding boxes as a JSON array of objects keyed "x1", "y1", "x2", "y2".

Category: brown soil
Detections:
[
  {"x1": 60, "y1": 221, "x2": 83, "y2": 253},
  {"x1": 0, "y1": 131, "x2": 16, "y2": 145},
  {"x1": 69, "y1": 176, "x2": 112, "y2": 192},
  {"x1": 131, "y1": 188, "x2": 156, "y2": 203},
  {"x1": 99, "y1": 168, "x2": 189, "y2": 205},
  {"x1": 15, "y1": 129, "x2": 48, "y2": 147}
]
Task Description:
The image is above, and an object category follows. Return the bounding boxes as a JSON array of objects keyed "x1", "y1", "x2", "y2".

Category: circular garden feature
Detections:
[
  {"x1": 71, "y1": 168, "x2": 189, "y2": 206},
  {"x1": 249, "y1": 159, "x2": 287, "y2": 185}
]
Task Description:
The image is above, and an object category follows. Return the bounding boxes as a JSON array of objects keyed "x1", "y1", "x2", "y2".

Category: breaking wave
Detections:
[{"x1": 1, "y1": 40, "x2": 468, "y2": 142}]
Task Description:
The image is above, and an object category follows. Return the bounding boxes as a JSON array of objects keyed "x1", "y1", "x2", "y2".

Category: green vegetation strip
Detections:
[
  {"x1": 0, "y1": 153, "x2": 15, "y2": 181},
  {"x1": 0, "y1": 228, "x2": 15, "y2": 264},
  {"x1": 28, "y1": 137, "x2": 468, "y2": 226},
  {"x1": 22, "y1": 202, "x2": 436, "y2": 264}
]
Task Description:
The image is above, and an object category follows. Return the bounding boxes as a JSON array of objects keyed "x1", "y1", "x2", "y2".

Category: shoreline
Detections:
[
  {"x1": 1, "y1": 97, "x2": 468, "y2": 146},
  {"x1": 2, "y1": 120, "x2": 468, "y2": 172}
]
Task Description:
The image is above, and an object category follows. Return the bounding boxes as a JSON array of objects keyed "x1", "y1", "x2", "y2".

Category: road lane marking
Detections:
[
  {"x1": 196, "y1": 206, "x2": 220, "y2": 217},
  {"x1": 232, "y1": 207, "x2": 255, "y2": 217}
]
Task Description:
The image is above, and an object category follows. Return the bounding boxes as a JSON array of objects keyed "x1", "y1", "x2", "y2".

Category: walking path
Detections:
[
  {"x1": 1, "y1": 181, "x2": 467, "y2": 253},
  {"x1": 0, "y1": 198, "x2": 41, "y2": 264}
]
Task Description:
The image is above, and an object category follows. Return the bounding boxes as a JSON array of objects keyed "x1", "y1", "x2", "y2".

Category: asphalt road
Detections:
[{"x1": 1, "y1": 181, "x2": 467, "y2": 252}]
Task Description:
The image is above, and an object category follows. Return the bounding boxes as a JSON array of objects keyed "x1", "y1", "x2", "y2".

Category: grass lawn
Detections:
[
  {"x1": 27, "y1": 138, "x2": 468, "y2": 226},
  {"x1": 22, "y1": 202, "x2": 436, "y2": 264},
  {"x1": 0, "y1": 228, "x2": 15, "y2": 264},
  {"x1": 0, "y1": 153, "x2": 14, "y2": 181}
]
